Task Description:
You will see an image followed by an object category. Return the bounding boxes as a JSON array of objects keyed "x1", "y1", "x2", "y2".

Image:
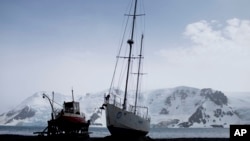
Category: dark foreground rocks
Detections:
[{"x1": 0, "y1": 134, "x2": 229, "y2": 141}]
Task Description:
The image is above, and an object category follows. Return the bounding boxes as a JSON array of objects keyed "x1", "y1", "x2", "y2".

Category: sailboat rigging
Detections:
[{"x1": 101, "y1": 0, "x2": 150, "y2": 136}]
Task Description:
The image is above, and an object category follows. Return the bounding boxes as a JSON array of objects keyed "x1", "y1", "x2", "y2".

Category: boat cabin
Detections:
[{"x1": 63, "y1": 101, "x2": 80, "y2": 115}]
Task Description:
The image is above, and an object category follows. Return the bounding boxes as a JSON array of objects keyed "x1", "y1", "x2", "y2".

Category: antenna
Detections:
[{"x1": 72, "y1": 88, "x2": 74, "y2": 102}]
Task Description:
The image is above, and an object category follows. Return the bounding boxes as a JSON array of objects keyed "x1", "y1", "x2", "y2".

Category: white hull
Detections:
[{"x1": 105, "y1": 103, "x2": 150, "y2": 136}]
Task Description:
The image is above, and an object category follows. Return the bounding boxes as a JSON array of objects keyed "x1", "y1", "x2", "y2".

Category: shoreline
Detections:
[{"x1": 0, "y1": 134, "x2": 229, "y2": 141}]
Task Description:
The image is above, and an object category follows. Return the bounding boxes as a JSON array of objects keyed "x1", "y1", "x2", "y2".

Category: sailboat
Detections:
[{"x1": 101, "y1": 0, "x2": 150, "y2": 136}]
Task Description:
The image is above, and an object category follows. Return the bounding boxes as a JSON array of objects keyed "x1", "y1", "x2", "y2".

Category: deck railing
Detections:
[{"x1": 105, "y1": 93, "x2": 150, "y2": 121}]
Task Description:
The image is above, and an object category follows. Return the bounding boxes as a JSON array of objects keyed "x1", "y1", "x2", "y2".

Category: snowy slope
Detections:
[
  {"x1": 0, "y1": 91, "x2": 54, "y2": 126},
  {"x1": 227, "y1": 92, "x2": 250, "y2": 123},
  {"x1": 0, "y1": 86, "x2": 250, "y2": 128},
  {"x1": 0, "y1": 91, "x2": 105, "y2": 126},
  {"x1": 146, "y1": 86, "x2": 243, "y2": 128}
]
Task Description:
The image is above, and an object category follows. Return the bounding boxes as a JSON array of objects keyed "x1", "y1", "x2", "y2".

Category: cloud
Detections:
[
  {"x1": 184, "y1": 20, "x2": 226, "y2": 47},
  {"x1": 158, "y1": 18, "x2": 250, "y2": 64},
  {"x1": 154, "y1": 18, "x2": 250, "y2": 91},
  {"x1": 186, "y1": 18, "x2": 250, "y2": 49},
  {"x1": 225, "y1": 18, "x2": 250, "y2": 47}
]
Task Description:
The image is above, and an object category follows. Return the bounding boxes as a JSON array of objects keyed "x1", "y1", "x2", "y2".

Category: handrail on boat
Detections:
[
  {"x1": 104, "y1": 93, "x2": 150, "y2": 121},
  {"x1": 105, "y1": 93, "x2": 122, "y2": 108}
]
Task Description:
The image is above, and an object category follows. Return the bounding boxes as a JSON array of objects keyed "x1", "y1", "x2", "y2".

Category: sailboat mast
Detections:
[
  {"x1": 134, "y1": 34, "x2": 144, "y2": 113},
  {"x1": 123, "y1": 0, "x2": 138, "y2": 110},
  {"x1": 130, "y1": 0, "x2": 138, "y2": 41}
]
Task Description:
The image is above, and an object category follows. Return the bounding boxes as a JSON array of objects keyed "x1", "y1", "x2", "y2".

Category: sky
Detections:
[{"x1": 1, "y1": 0, "x2": 250, "y2": 113}]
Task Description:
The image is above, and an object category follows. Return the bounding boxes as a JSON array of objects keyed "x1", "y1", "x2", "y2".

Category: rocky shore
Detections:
[{"x1": 0, "y1": 134, "x2": 229, "y2": 141}]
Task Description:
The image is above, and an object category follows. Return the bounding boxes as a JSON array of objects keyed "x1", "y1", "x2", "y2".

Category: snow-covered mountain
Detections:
[
  {"x1": 147, "y1": 86, "x2": 250, "y2": 128},
  {"x1": 0, "y1": 86, "x2": 250, "y2": 128},
  {"x1": 0, "y1": 90, "x2": 107, "y2": 127}
]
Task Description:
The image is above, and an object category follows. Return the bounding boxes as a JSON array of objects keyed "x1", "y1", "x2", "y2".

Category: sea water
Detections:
[{"x1": 0, "y1": 126, "x2": 229, "y2": 138}]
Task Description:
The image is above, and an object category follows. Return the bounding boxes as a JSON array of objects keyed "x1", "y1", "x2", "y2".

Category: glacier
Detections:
[{"x1": 0, "y1": 86, "x2": 250, "y2": 128}]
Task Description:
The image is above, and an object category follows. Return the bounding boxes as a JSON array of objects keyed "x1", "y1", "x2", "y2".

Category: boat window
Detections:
[
  {"x1": 64, "y1": 102, "x2": 74, "y2": 113},
  {"x1": 63, "y1": 102, "x2": 81, "y2": 114},
  {"x1": 74, "y1": 102, "x2": 80, "y2": 114}
]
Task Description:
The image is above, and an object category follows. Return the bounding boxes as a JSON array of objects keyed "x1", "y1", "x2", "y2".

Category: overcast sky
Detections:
[{"x1": 1, "y1": 0, "x2": 250, "y2": 113}]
